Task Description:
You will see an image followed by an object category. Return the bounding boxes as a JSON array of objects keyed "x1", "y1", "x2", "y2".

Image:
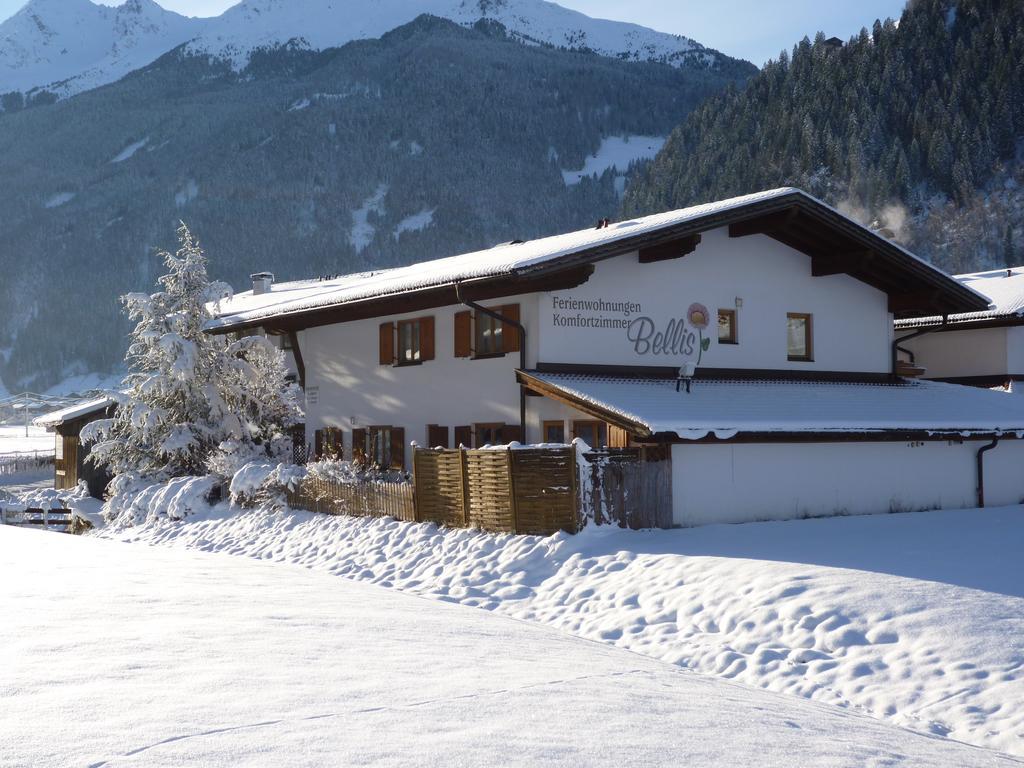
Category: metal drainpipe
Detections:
[
  {"x1": 891, "y1": 317, "x2": 947, "y2": 377},
  {"x1": 454, "y1": 282, "x2": 527, "y2": 440},
  {"x1": 976, "y1": 437, "x2": 1000, "y2": 508}
]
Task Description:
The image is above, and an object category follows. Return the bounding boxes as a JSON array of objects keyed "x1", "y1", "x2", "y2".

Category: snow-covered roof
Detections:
[
  {"x1": 33, "y1": 396, "x2": 115, "y2": 429},
  {"x1": 896, "y1": 266, "x2": 1024, "y2": 329},
  {"x1": 208, "y1": 187, "x2": 987, "y2": 333},
  {"x1": 520, "y1": 372, "x2": 1024, "y2": 440}
]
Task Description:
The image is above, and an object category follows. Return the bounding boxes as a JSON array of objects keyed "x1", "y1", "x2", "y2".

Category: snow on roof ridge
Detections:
[
  {"x1": 33, "y1": 395, "x2": 116, "y2": 428},
  {"x1": 208, "y1": 186, "x2": 976, "y2": 331},
  {"x1": 204, "y1": 188, "x2": 817, "y2": 329}
]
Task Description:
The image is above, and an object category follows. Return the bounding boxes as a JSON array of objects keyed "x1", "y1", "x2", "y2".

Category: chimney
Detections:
[{"x1": 251, "y1": 272, "x2": 274, "y2": 295}]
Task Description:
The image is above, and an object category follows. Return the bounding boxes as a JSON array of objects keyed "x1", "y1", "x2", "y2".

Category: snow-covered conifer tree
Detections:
[{"x1": 84, "y1": 223, "x2": 301, "y2": 493}]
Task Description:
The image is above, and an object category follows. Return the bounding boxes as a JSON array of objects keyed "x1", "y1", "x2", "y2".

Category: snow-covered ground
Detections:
[
  {"x1": 0, "y1": 425, "x2": 52, "y2": 456},
  {"x1": 2, "y1": 526, "x2": 1018, "y2": 767},
  {"x1": 100, "y1": 503, "x2": 1024, "y2": 757}
]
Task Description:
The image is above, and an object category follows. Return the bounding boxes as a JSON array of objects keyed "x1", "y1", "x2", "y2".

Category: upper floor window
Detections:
[
  {"x1": 379, "y1": 317, "x2": 434, "y2": 366},
  {"x1": 398, "y1": 319, "x2": 422, "y2": 364},
  {"x1": 718, "y1": 309, "x2": 737, "y2": 344},
  {"x1": 787, "y1": 312, "x2": 813, "y2": 362},
  {"x1": 475, "y1": 313, "x2": 503, "y2": 356},
  {"x1": 454, "y1": 304, "x2": 521, "y2": 359}
]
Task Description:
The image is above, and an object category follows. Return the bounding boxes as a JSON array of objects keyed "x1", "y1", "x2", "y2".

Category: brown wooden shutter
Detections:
[
  {"x1": 352, "y1": 428, "x2": 367, "y2": 464},
  {"x1": 453, "y1": 425, "x2": 472, "y2": 448},
  {"x1": 314, "y1": 429, "x2": 324, "y2": 459},
  {"x1": 379, "y1": 322, "x2": 395, "y2": 366},
  {"x1": 390, "y1": 427, "x2": 406, "y2": 470},
  {"x1": 501, "y1": 424, "x2": 523, "y2": 444},
  {"x1": 501, "y1": 303, "x2": 521, "y2": 353},
  {"x1": 420, "y1": 316, "x2": 435, "y2": 361},
  {"x1": 608, "y1": 424, "x2": 630, "y2": 449},
  {"x1": 454, "y1": 311, "x2": 472, "y2": 358},
  {"x1": 427, "y1": 424, "x2": 449, "y2": 449}
]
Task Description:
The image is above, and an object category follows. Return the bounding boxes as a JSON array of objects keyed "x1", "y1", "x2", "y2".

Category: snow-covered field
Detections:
[
  {"x1": 2, "y1": 526, "x2": 1019, "y2": 768},
  {"x1": 0, "y1": 425, "x2": 53, "y2": 457},
  {"x1": 99, "y1": 503, "x2": 1024, "y2": 758}
]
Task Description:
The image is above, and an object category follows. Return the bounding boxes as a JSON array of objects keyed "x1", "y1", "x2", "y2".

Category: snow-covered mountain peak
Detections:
[
  {"x1": 188, "y1": 0, "x2": 719, "y2": 71},
  {"x1": 0, "y1": 0, "x2": 201, "y2": 98},
  {"x1": 0, "y1": 0, "x2": 741, "y2": 99}
]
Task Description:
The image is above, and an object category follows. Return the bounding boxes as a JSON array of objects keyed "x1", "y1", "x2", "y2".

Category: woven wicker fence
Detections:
[{"x1": 414, "y1": 446, "x2": 579, "y2": 535}]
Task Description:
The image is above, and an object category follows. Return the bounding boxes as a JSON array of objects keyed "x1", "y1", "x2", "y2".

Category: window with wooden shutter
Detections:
[
  {"x1": 420, "y1": 316, "x2": 435, "y2": 361},
  {"x1": 454, "y1": 311, "x2": 472, "y2": 357},
  {"x1": 323, "y1": 427, "x2": 344, "y2": 459},
  {"x1": 427, "y1": 424, "x2": 449, "y2": 449},
  {"x1": 453, "y1": 425, "x2": 472, "y2": 447},
  {"x1": 500, "y1": 304, "x2": 521, "y2": 353},
  {"x1": 352, "y1": 428, "x2": 367, "y2": 465},
  {"x1": 379, "y1": 322, "x2": 395, "y2": 365},
  {"x1": 474, "y1": 423, "x2": 504, "y2": 447},
  {"x1": 314, "y1": 429, "x2": 325, "y2": 459},
  {"x1": 500, "y1": 424, "x2": 523, "y2": 444},
  {"x1": 389, "y1": 427, "x2": 406, "y2": 471},
  {"x1": 607, "y1": 424, "x2": 630, "y2": 449}
]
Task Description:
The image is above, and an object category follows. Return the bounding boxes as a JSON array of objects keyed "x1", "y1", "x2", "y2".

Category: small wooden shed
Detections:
[{"x1": 34, "y1": 397, "x2": 115, "y2": 499}]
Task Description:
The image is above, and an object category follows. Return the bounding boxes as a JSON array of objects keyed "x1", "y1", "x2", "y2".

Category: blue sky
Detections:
[{"x1": 0, "y1": 0, "x2": 908, "y2": 66}]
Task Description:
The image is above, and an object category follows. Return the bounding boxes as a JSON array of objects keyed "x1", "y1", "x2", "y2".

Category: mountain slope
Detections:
[
  {"x1": 623, "y1": 0, "x2": 1024, "y2": 275},
  {"x1": 0, "y1": 0, "x2": 750, "y2": 100},
  {"x1": 0, "y1": 0, "x2": 202, "y2": 99},
  {"x1": 0, "y1": 15, "x2": 753, "y2": 389}
]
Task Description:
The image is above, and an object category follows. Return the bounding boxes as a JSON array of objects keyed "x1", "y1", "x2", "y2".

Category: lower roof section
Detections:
[{"x1": 517, "y1": 371, "x2": 1024, "y2": 441}]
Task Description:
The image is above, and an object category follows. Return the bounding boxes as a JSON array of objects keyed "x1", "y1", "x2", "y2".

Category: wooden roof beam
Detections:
[
  {"x1": 638, "y1": 234, "x2": 702, "y2": 263},
  {"x1": 727, "y1": 208, "x2": 799, "y2": 238}
]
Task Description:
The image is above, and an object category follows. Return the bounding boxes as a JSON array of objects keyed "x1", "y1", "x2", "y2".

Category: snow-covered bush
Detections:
[
  {"x1": 83, "y1": 223, "x2": 302, "y2": 521},
  {"x1": 228, "y1": 461, "x2": 307, "y2": 508},
  {"x1": 102, "y1": 475, "x2": 219, "y2": 527}
]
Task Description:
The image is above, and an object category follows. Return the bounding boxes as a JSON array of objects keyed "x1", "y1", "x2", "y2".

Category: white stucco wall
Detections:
[
  {"x1": 300, "y1": 294, "x2": 538, "y2": 468},
  {"x1": 901, "y1": 327, "x2": 1009, "y2": 380},
  {"x1": 671, "y1": 439, "x2": 1024, "y2": 526},
  {"x1": 537, "y1": 227, "x2": 894, "y2": 373}
]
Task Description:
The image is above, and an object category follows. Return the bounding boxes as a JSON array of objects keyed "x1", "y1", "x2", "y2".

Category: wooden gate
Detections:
[{"x1": 583, "y1": 447, "x2": 673, "y2": 529}]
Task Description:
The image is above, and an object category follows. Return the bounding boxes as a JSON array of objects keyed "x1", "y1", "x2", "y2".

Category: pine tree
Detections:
[{"x1": 84, "y1": 223, "x2": 301, "y2": 492}]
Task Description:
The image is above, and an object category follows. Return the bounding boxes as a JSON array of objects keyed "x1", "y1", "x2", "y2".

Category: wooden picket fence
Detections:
[
  {"x1": 0, "y1": 452, "x2": 54, "y2": 478},
  {"x1": 286, "y1": 476, "x2": 416, "y2": 522}
]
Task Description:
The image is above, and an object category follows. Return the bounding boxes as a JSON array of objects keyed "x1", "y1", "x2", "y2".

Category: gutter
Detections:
[
  {"x1": 891, "y1": 317, "x2": 946, "y2": 377},
  {"x1": 455, "y1": 282, "x2": 527, "y2": 439},
  {"x1": 976, "y1": 437, "x2": 1000, "y2": 508}
]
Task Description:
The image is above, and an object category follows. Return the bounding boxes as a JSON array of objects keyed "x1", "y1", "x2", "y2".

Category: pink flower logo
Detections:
[{"x1": 687, "y1": 302, "x2": 710, "y2": 330}]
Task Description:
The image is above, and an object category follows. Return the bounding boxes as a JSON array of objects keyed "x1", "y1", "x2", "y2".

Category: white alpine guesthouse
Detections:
[{"x1": 209, "y1": 188, "x2": 1024, "y2": 526}]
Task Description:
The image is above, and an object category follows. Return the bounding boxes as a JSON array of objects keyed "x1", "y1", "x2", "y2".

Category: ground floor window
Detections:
[
  {"x1": 353, "y1": 426, "x2": 405, "y2": 471},
  {"x1": 543, "y1": 420, "x2": 566, "y2": 443},
  {"x1": 475, "y1": 423, "x2": 504, "y2": 447},
  {"x1": 572, "y1": 420, "x2": 607, "y2": 448}
]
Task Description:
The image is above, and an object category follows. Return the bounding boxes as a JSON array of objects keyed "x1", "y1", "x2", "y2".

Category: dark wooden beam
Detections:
[
  {"x1": 727, "y1": 208, "x2": 799, "y2": 238},
  {"x1": 638, "y1": 234, "x2": 701, "y2": 263},
  {"x1": 888, "y1": 291, "x2": 943, "y2": 314},
  {"x1": 811, "y1": 255, "x2": 846, "y2": 276}
]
